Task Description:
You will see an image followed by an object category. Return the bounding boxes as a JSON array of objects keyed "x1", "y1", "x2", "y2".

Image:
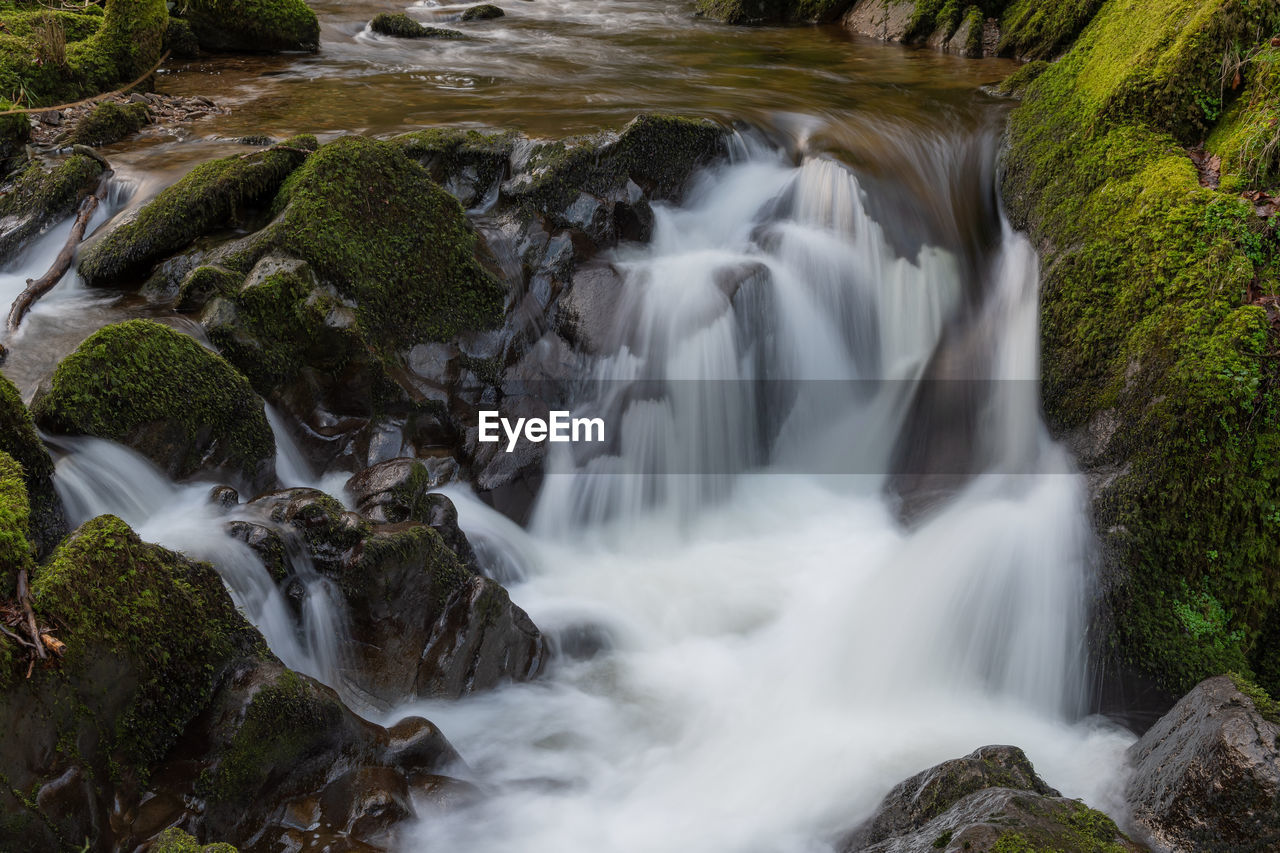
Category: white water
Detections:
[{"x1": 387, "y1": 149, "x2": 1135, "y2": 851}]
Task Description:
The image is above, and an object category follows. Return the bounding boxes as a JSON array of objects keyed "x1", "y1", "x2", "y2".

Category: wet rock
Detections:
[
  {"x1": 225, "y1": 519, "x2": 289, "y2": 581},
  {"x1": 179, "y1": 0, "x2": 320, "y2": 54},
  {"x1": 390, "y1": 127, "x2": 518, "y2": 208},
  {"x1": 1126, "y1": 674, "x2": 1280, "y2": 853},
  {"x1": 558, "y1": 260, "x2": 624, "y2": 353},
  {"x1": 0, "y1": 154, "x2": 104, "y2": 265},
  {"x1": 839, "y1": 746, "x2": 1142, "y2": 853},
  {"x1": 370, "y1": 12, "x2": 464, "y2": 38},
  {"x1": 345, "y1": 457, "x2": 455, "y2": 523},
  {"x1": 208, "y1": 484, "x2": 240, "y2": 510},
  {"x1": 78, "y1": 136, "x2": 316, "y2": 287},
  {"x1": 0, "y1": 374, "x2": 66, "y2": 558},
  {"x1": 33, "y1": 320, "x2": 277, "y2": 492},
  {"x1": 462, "y1": 4, "x2": 505, "y2": 20},
  {"x1": 246, "y1": 488, "x2": 367, "y2": 574},
  {"x1": 176, "y1": 264, "x2": 243, "y2": 313},
  {"x1": 65, "y1": 101, "x2": 150, "y2": 148}
]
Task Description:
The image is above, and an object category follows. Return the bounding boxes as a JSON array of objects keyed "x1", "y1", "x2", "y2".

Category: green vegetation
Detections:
[
  {"x1": 998, "y1": 0, "x2": 1103, "y2": 60},
  {"x1": 175, "y1": 0, "x2": 319, "y2": 53},
  {"x1": 369, "y1": 12, "x2": 463, "y2": 39},
  {"x1": 77, "y1": 136, "x2": 316, "y2": 286},
  {"x1": 66, "y1": 99, "x2": 149, "y2": 147},
  {"x1": 1002, "y1": 0, "x2": 1280, "y2": 694},
  {"x1": 150, "y1": 828, "x2": 239, "y2": 853},
  {"x1": 1208, "y1": 42, "x2": 1280, "y2": 192},
  {"x1": 30, "y1": 514, "x2": 264, "y2": 775},
  {"x1": 0, "y1": 154, "x2": 104, "y2": 262},
  {"x1": 33, "y1": 319, "x2": 275, "y2": 485},
  {"x1": 1228, "y1": 671, "x2": 1280, "y2": 724},
  {"x1": 0, "y1": 451, "x2": 32, "y2": 596},
  {"x1": 0, "y1": 373, "x2": 64, "y2": 557}
]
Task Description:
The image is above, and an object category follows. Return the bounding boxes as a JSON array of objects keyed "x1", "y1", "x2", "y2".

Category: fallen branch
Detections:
[
  {"x1": 0, "y1": 51, "x2": 171, "y2": 117},
  {"x1": 7, "y1": 166, "x2": 112, "y2": 331},
  {"x1": 15, "y1": 568, "x2": 44, "y2": 660}
]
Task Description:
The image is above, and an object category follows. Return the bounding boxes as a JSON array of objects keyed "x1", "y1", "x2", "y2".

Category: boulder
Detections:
[
  {"x1": 839, "y1": 745, "x2": 1142, "y2": 853},
  {"x1": 1126, "y1": 674, "x2": 1280, "y2": 853},
  {"x1": 33, "y1": 320, "x2": 276, "y2": 491},
  {"x1": 390, "y1": 127, "x2": 518, "y2": 208},
  {"x1": 0, "y1": 373, "x2": 66, "y2": 557},
  {"x1": 461, "y1": 4, "x2": 505, "y2": 20},
  {"x1": 65, "y1": 100, "x2": 149, "y2": 147},
  {"x1": 369, "y1": 12, "x2": 464, "y2": 39},
  {"x1": 77, "y1": 136, "x2": 316, "y2": 287},
  {"x1": 0, "y1": 154, "x2": 104, "y2": 264},
  {"x1": 178, "y1": 0, "x2": 320, "y2": 54}
]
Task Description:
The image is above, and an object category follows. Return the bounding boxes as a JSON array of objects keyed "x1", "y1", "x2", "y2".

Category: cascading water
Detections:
[{"x1": 386, "y1": 134, "x2": 1135, "y2": 852}]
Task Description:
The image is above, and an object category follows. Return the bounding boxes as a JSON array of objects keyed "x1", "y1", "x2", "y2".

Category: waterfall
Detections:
[{"x1": 390, "y1": 138, "x2": 1134, "y2": 852}]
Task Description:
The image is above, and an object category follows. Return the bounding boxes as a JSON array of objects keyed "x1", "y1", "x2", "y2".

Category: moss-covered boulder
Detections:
[
  {"x1": 1001, "y1": 0, "x2": 1280, "y2": 697},
  {"x1": 839, "y1": 746, "x2": 1142, "y2": 852},
  {"x1": 65, "y1": 100, "x2": 150, "y2": 147},
  {"x1": 0, "y1": 451, "x2": 32, "y2": 596},
  {"x1": 390, "y1": 126, "x2": 518, "y2": 208},
  {"x1": 163, "y1": 17, "x2": 201, "y2": 59},
  {"x1": 176, "y1": 0, "x2": 320, "y2": 54},
  {"x1": 77, "y1": 136, "x2": 316, "y2": 287},
  {"x1": 369, "y1": 12, "x2": 463, "y2": 38},
  {"x1": 0, "y1": 154, "x2": 105, "y2": 264},
  {"x1": 0, "y1": 373, "x2": 66, "y2": 557},
  {"x1": 33, "y1": 319, "x2": 276, "y2": 490},
  {"x1": 461, "y1": 4, "x2": 505, "y2": 21},
  {"x1": 150, "y1": 828, "x2": 237, "y2": 852}
]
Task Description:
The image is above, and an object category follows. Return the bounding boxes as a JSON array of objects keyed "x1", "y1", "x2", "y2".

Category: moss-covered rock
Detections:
[
  {"x1": 32, "y1": 319, "x2": 276, "y2": 489},
  {"x1": 1001, "y1": 0, "x2": 1280, "y2": 695},
  {"x1": 369, "y1": 12, "x2": 463, "y2": 39},
  {"x1": 150, "y1": 828, "x2": 238, "y2": 853},
  {"x1": 77, "y1": 136, "x2": 316, "y2": 287},
  {"x1": 0, "y1": 450, "x2": 32, "y2": 596},
  {"x1": 65, "y1": 99, "x2": 149, "y2": 147},
  {"x1": 163, "y1": 16, "x2": 201, "y2": 59},
  {"x1": 176, "y1": 0, "x2": 320, "y2": 54},
  {"x1": 390, "y1": 126, "x2": 517, "y2": 208},
  {"x1": 997, "y1": 0, "x2": 1103, "y2": 60},
  {"x1": 0, "y1": 153, "x2": 105, "y2": 264},
  {"x1": 176, "y1": 263, "x2": 244, "y2": 313},
  {"x1": 461, "y1": 4, "x2": 505, "y2": 21},
  {"x1": 0, "y1": 372, "x2": 65, "y2": 558}
]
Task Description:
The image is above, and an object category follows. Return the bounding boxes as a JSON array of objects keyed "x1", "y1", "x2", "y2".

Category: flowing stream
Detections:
[{"x1": 0, "y1": 2, "x2": 1140, "y2": 850}]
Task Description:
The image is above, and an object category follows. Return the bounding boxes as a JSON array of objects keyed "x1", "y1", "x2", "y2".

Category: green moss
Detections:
[
  {"x1": 31, "y1": 514, "x2": 264, "y2": 777},
  {"x1": 150, "y1": 827, "x2": 239, "y2": 852},
  {"x1": 163, "y1": 16, "x2": 200, "y2": 59},
  {"x1": 176, "y1": 263, "x2": 243, "y2": 313},
  {"x1": 77, "y1": 135, "x2": 315, "y2": 286},
  {"x1": 65, "y1": 100, "x2": 149, "y2": 147},
  {"x1": 461, "y1": 4, "x2": 504, "y2": 21},
  {"x1": 1002, "y1": 0, "x2": 1280, "y2": 694},
  {"x1": 1228, "y1": 671, "x2": 1280, "y2": 724},
  {"x1": 998, "y1": 0, "x2": 1103, "y2": 60},
  {"x1": 176, "y1": 0, "x2": 319, "y2": 53},
  {"x1": 204, "y1": 668, "x2": 340, "y2": 804},
  {"x1": 0, "y1": 153, "x2": 105, "y2": 262},
  {"x1": 0, "y1": 372, "x2": 64, "y2": 557},
  {"x1": 390, "y1": 126, "x2": 516, "y2": 198},
  {"x1": 345, "y1": 523, "x2": 470, "y2": 608},
  {"x1": 0, "y1": 450, "x2": 32, "y2": 596},
  {"x1": 693, "y1": 0, "x2": 792, "y2": 25},
  {"x1": 1207, "y1": 44, "x2": 1280, "y2": 191},
  {"x1": 995, "y1": 60, "x2": 1051, "y2": 97},
  {"x1": 266, "y1": 135, "x2": 505, "y2": 351},
  {"x1": 369, "y1": 12, "x2": 463, "y2": 39},
  {"x1": 32, "y1": 319, "x2": 275, "y2": 485}
]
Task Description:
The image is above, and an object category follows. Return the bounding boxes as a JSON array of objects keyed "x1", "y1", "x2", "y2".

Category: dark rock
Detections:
[
  {"x1": 370, "y1": 12, "x2": 464, "y2": 38},
  {"x1": 1126, "y1": 675, "x2": 1280, "y2": 853},
  {"x1": 208, "y1": 484, "x2": 240, "y2": 510},
  {"x1": 839, "y1": 746, "x2": 1141, "y2": 853},
  {"x1": 33, "y1": 320, "x2": 277, "y2": 492},
  {"x1": 461, "y1": 4, "x2": 505, "y2": 20}
]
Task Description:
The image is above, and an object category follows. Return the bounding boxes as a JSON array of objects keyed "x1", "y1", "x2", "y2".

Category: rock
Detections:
[
  {"x1": 370, "y1": 12, "x2": 464, "y2": 39},
  {"x1": 344, "y1": 457, "x2": 457, "y2": 523},
  {"x1": 461, "y1": 4, "x2": 505, "y2": 20},
  {"x1": 77, "y1": 135, "x2": 316, "y2": 287},
  {"x1": 390, "y1": 127, "x2": 518, "y2": 208},
  {"x1": 839, "y1": 746, "x2": 1142, "y2": 853},
  {"x1": 163, "y1": 18, "x2": 201, "y2": 60},
  {"x1": 1126, "y1": 674, "x2": 1280, "y2": 853},
  {"x1": 208, "y1": 484, "x2": 240, "y2": 510},
  {"x1": 179, "y1": 0, "x2": 320, "y2": 54},
  {"x1": 65, "y1": 101, "x2": 150, "y2": 148},
  {"x1": 176, "y1": 264, "x2": 243, "y2": 313},
  {"x1": 0, "y1": 374, "x2": 66, "y2": 558},
  {"x1": 32, "y1": 320, "x2": 276, "y2": 492},
  {"x1": 0, "y1": 154, "x2": 104, "y2": 265}
]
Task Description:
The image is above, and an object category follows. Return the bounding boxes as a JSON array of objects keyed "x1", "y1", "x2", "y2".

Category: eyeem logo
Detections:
[{"x1": 479, "y1": 411, "x2": 606, "y2": 452}]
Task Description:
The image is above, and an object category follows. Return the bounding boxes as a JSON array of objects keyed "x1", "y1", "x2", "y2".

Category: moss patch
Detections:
[
  {"x1": 369, "y1": 12, "x2": 463, "y2": 38},
  {"x1": 0, "y1": 153, "x2": 105, "y2": 263},
  {"x1": 0, "y1": 450, "x2": 32, "y2": 596},
  {"x1": 150, "y1": 827, "x2": 239, "y2": 852},
  {"x1": 461, "y1": 4, "x2": 504, "y2": 20},
  {"x1": 77, "y1": 135, "x2": 315, "y2": 286},
  {"x1": 1229, "y1": 671, "x2": 1280, "y2": 724},
  {"x1": 176, "y1": 0, "x2": 319, "y2": 53},
  {"x1": 1207, "y1": 43, "x2": 1280, "y2": 192},
  {"x1": 1002, "y1": 0, "x2": 1280, "y2": 693},
  {"x1": 32, "y1": 319, "x2": 275, "y2": 486},
  {"x1": 0, "y1": 372, "x2": 64, "y2": 557},
  {"x1": 998, "y1": 0, "x2": 1103, "y2": 60},
  {"x1": 65, "y1": 100, "x2": 149, "y2": 147}
]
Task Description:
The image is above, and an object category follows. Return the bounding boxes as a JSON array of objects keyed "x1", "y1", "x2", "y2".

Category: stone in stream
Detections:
[
  {"x1": 369, "y1": 12, "x2": 464, "y2": 39},
  {"x1": 65, "y1": 101, "x2": 150, "y2": 148},
  {"x1": 32, "y1": 319, "x2": 278, "y2": 493},
  {"x1": 1125, "y1": 674, "x2": 1280, "y2": 853},
  {"x1": 838, "y1": 745, "x2": 1143, "y2": 853},
  {"x1": 462, "y1": 3, "x2": 506, "y2": 20}
]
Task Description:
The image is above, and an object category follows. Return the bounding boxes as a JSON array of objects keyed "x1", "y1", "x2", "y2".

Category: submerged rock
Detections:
[
  {"x1": 370, "y1": 12, "x2": 464, "y2": 38},
  {"x1": 0, "y1": 374, "x2": 66, "y2": 558},
  {"x1": 839, "y1": 745, "x2": 1142, "y2": 853},
  {"x1": 1126, "y1": 674, "x2": 1280, "y2": 853},
  {"x1": 33, "y1": 319, "x2": 276, "y2": 491},
  {"x1": 65, "y1": 100, "x2": 149, "y2": 147},
  {"x1": 178, "y1": 0, "x2": 320, "y2": 53}
]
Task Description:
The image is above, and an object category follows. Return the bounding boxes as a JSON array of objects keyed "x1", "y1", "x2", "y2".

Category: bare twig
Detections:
[{"x1": 16, "y1": 568, "x2": 45, "y2": 660}]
